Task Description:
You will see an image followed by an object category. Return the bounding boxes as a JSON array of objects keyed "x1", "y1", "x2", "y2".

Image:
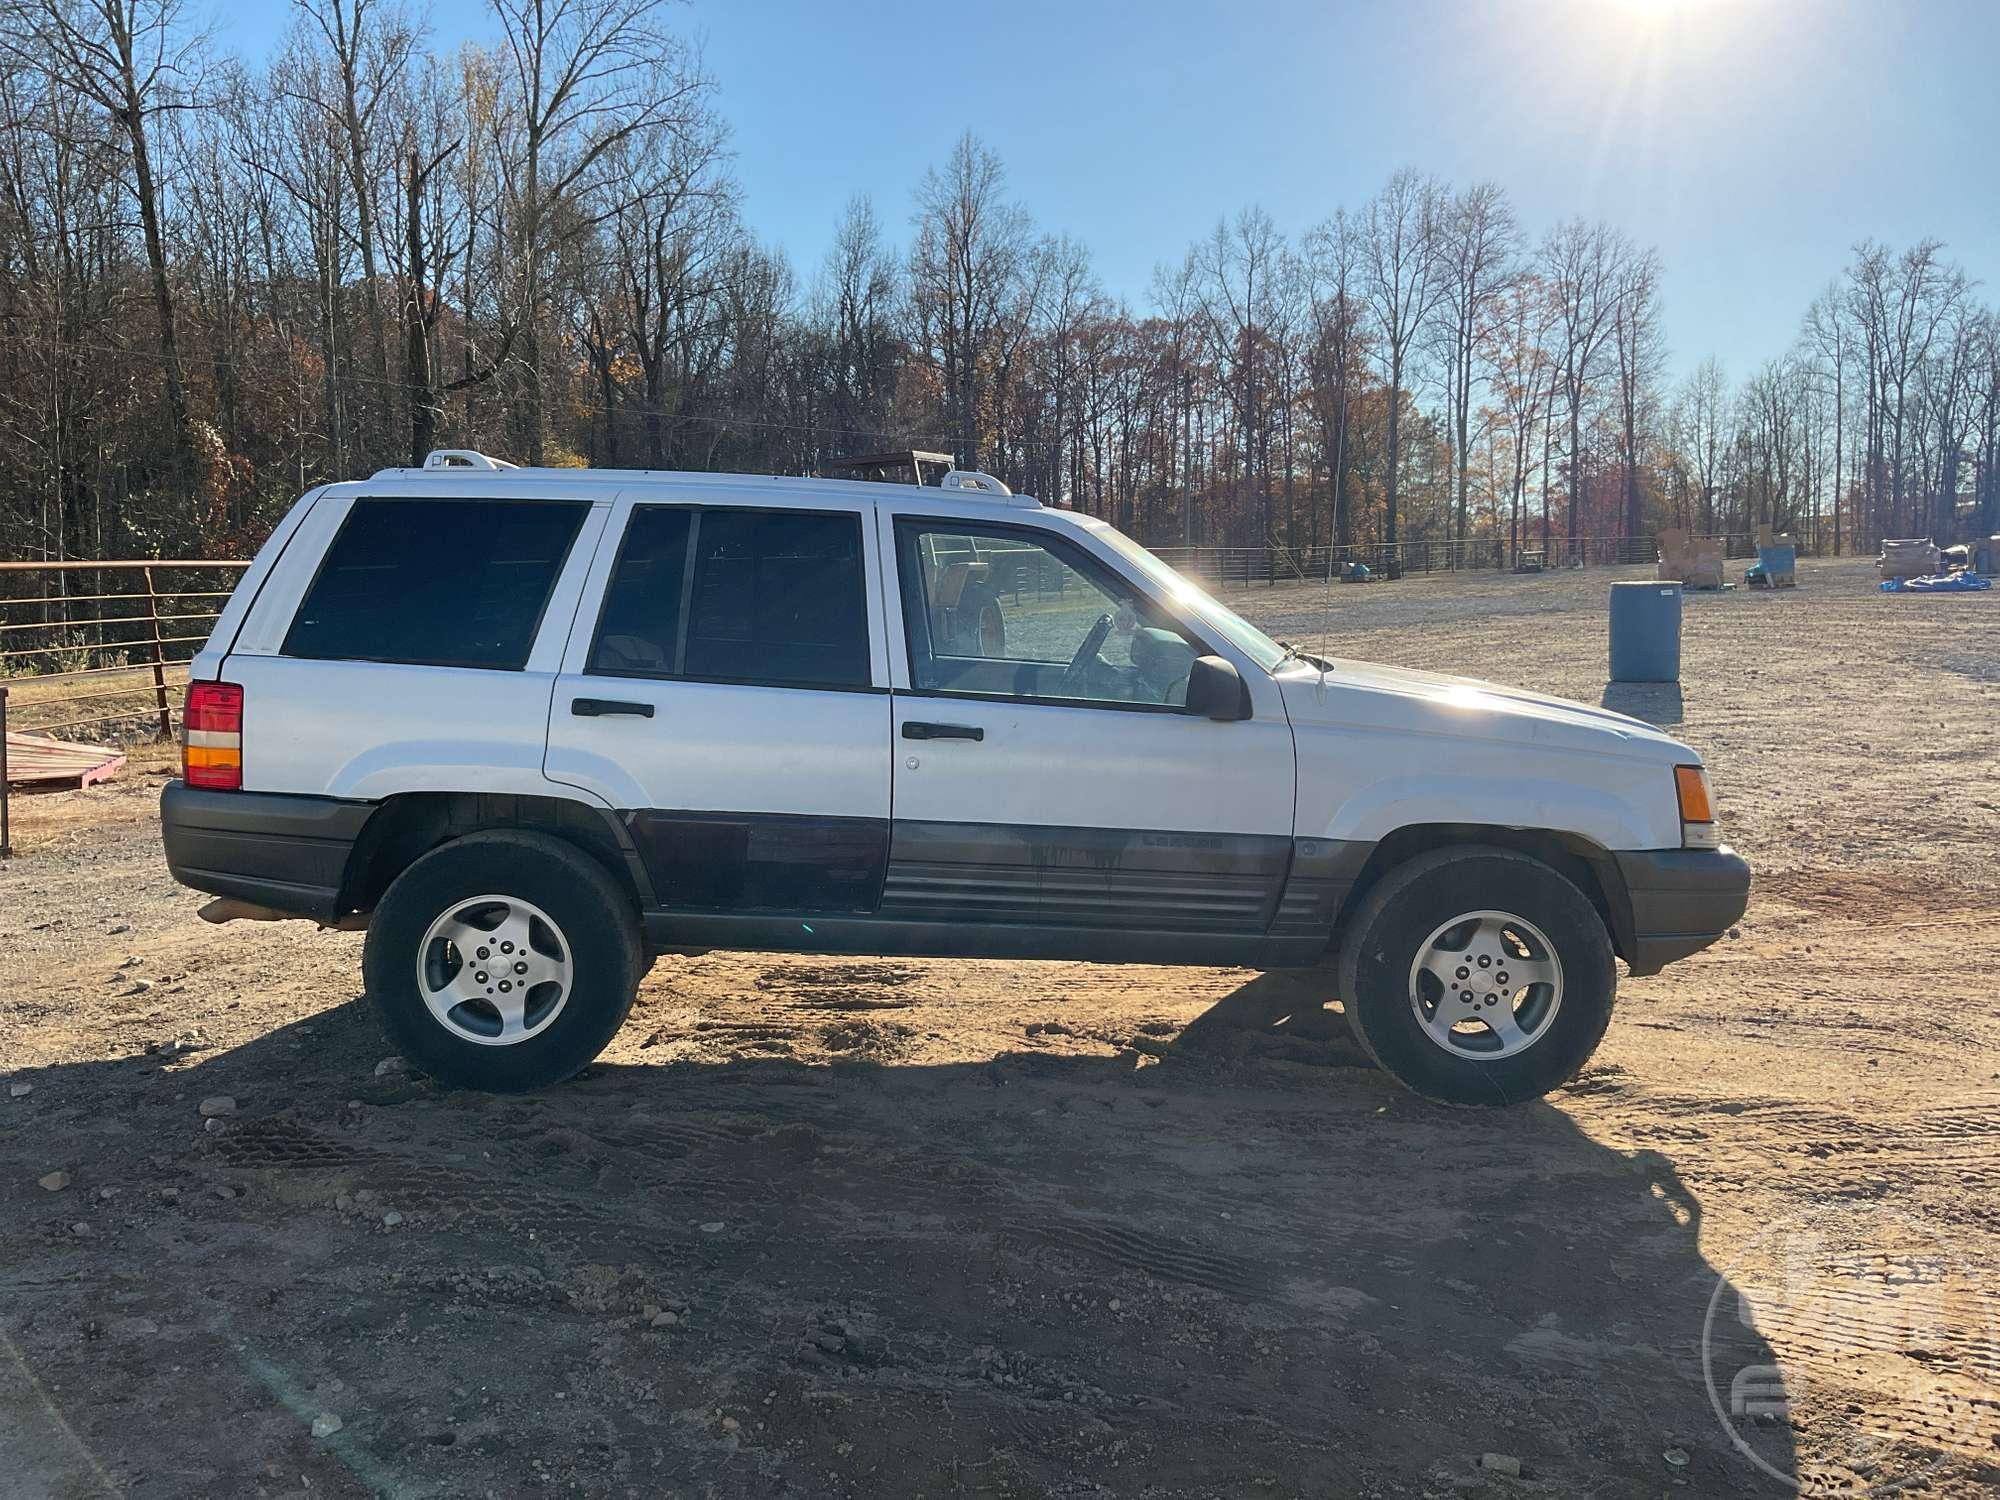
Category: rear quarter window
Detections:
[{"x1": 283, "y1": 498, "x2": 587, "y2": 669}]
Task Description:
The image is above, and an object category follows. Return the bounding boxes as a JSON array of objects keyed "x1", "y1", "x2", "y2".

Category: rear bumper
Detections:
[
  {"x1": 1612, "y1": 846, "x2": 1751, "y2": 976},
  {"x1": 160, "y1": 781, "x2": 372, "y2": 922}
]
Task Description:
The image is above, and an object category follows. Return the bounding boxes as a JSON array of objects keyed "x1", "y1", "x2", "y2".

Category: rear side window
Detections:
[
  {"x1": 284, "y1": 498, "x2": 587, "y2": 669},
  {"x1": 588, "y1": 507, "x2": 871, "y2": 689},
  {"x1": 589, "y1": 507, "x2": 692, "y2": 674}
]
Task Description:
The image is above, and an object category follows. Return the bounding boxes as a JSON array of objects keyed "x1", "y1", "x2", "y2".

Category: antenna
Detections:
[
  {"x1": 1319, "y1": 534, "x2": 1334, "y2": 694},
  {"x1": 1322, "y1": 396, "x2": 1352, "y2": 694}
]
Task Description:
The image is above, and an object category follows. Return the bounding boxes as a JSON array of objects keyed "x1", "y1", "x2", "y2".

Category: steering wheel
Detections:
[{"x1": 1060, "y1": 613, "x2": 1114, "y2": 695}]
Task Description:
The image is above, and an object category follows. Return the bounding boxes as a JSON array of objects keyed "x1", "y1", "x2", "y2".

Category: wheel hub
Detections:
[
  {"x1": 416, "y1": 895, "x2": 572, "y2": 1047},
  {"x1": 1407, "y1": 909, "x2": 1563, "y2": 1060}
]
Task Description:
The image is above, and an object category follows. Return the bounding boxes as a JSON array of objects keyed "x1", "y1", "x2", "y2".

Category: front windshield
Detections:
[{"x1": 1088, "y1": 522, "x2": 1291, "y2": 672}]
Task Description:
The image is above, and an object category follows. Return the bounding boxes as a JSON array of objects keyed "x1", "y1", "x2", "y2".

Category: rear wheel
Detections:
[
  {"x1": 1337, "y1": 847, "x2": 1616, "y2": 1106},
  {"x1": 363, "y1": 830, "x2": 642, "y2": 1091}
]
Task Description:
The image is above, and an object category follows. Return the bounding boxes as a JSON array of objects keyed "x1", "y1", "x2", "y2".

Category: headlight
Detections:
[{"x1": 1675, "y1": 765, "x2": 1720, "y2": 849}]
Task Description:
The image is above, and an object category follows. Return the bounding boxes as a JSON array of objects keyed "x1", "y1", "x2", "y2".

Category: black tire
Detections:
[
  {"x1": 363, "y1": 830, "x2": 642, "y2": 1091},
  {"x1": 1336, "y1": 846, "x2": 1616, "y2": 1106}
]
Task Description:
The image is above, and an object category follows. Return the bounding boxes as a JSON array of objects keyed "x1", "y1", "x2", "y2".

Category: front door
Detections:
[
  {"x1": 545, "y1": 496, "x2": 893, "y2": 914},
  {"x1": 882, "y1": 516, "x2": 1297, "y2": 936}
]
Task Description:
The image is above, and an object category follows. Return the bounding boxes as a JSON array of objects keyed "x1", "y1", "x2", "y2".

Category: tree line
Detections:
[{"x1": 2, "y1": 0, "x2": 1995, "y2": 571}]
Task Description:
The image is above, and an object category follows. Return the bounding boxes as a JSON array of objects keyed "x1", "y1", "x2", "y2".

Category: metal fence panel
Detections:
[{"x1": 0, "y1": 560, "x2": 251, "y2": 744}]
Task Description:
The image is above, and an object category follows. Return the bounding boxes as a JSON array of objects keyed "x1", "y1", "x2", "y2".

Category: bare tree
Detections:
[
  {"x1": 1541, "y1": 218, "x2": 1631, "y2": 549},
  {"x1": 3, "y1": 0, "x2": 206, "y2": 491},
  {"x1": 1737, "y1": 359, "x2": 1804, "y2": 531},
  {"x1": 612, "y1": 115, "x2": 738, "y2": 469},
  {"x1": 1362, "y1": 169, "x2": 1446, "y2": 571},
  {"x1": 1973, "y1": 310, "x2": 2000, "y2": 540},
  {"x1": 487, "y1": 0, "x2": 711, "y2": 461},
  {"x1": 908, "y1": 132, "x2": 1029, "y2": 469},
  {"x1": 1303, "y1": 207, "x2": 1366, "y2": 549},
  {"x1": 1196, "y1": 206, "x2": 1283, "y2": 546},
  {"x1": 1148, "y1": 248, "x2": 1205, "y2": 544},
  {"x1": 1433, "y1": 182, "x2": 1516, "y2": 544},
  {"x1": 1030, "y1": 233, "x2": 1099, "y2": 508},
  {"x1": 1671, "y1": 357, "x2": 1730, "y2": 535},
  {"x1": 1487, "y1": 270, "x2": 1556, "y2": 558},
  {"x1": 1848, "y1": 239, "x2": 1970, "y2": 536},
  {"x1": 816, "y1": 195, "x2": 901, "y2": 447},
  {"x1": 1918, "y1": 299, "x2": 1981, "y2": 541},
  {"x1": 1611, "y1": 248, "x2": 1662, "y2": 541},
  {"x1": 290, "y1": 0, "x2": 421, "y2": 435},
  {"x1": 1801, "y1": 283, "x2": 1853, "y2": 552}
]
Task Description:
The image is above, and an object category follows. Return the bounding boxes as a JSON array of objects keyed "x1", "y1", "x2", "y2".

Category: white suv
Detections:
[{"x1": 163, "y1": 451, "x2": 1748, "y2": 1104}]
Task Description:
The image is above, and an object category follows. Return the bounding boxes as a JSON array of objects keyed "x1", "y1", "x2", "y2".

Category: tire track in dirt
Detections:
[
  {"x1": 1576, "y1": 1081, "x2": 2000, "y2": 1478},
  {"x1": 208, "y1": 1114, "x2": 747, "y2": 1257},
  {"x1": 996, "y1": 1217, "x2": 1271, "y2": 1300}
]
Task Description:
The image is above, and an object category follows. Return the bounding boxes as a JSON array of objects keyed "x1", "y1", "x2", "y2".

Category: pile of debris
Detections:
[{"x1": 1876, "y1": 534, "x2": 1998, "y2": 594}]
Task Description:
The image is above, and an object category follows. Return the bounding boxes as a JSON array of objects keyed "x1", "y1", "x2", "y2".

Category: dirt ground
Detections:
[{"x1": 2, "y1": 556, "x2": 1996, "y2": 1499}]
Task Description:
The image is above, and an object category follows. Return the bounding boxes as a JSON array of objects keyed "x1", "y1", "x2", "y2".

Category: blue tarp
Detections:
[{"x1": 1880, "y1": 572, "x2": 1992, "y2": 593}]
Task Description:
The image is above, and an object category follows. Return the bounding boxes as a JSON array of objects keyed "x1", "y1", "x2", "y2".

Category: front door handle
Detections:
[
  {"x1": 902, "y1": 720, "x2": 984, "y2": 742},
  {"x1": 571, "y1": 697, "x2": 655, "y2": 718}
]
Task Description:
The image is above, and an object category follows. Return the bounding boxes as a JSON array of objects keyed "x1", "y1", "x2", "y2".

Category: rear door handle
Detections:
[
  {"x1": 571, "y1": 697, "x2": 655, "y2": 718},
  {"x1": 902, "y1": 720, "x2": 984, "y2": 742}
]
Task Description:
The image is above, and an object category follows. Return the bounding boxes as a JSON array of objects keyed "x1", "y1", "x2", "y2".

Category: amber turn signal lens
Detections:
[{"x1": 1674, "y1": 764, "x2": 1714, "y2": 825}]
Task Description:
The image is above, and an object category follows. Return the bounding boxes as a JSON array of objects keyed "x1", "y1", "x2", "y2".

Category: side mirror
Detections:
[{"x1": 1184, "y1": 655, "x2": 1252, "y2": 721}]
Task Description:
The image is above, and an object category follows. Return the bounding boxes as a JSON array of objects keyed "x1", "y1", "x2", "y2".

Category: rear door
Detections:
[
  {"x1": 544, "y1": 494, "x2": 893, "y2": 915},
  {"x1": 880, "y1": 512, "x2": 1297, "y2": 935}
]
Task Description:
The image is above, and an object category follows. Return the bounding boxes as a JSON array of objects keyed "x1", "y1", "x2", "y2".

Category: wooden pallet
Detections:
[{"x1": 4, "y1": 730, "x2": 127, "y2": 789}]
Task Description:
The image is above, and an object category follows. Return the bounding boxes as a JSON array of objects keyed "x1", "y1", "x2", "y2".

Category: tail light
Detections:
[{"x1": 184, "y1": 681, "x2": 244, "y2": 790}]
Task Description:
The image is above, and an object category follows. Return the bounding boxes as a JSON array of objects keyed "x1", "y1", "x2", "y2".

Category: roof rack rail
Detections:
[
  {"x1": 422, "y1": 449, "x2": 518, "y2": 471},
  {"x1": 939, "y1": 469, "x2": 1011, "y2": 497}
]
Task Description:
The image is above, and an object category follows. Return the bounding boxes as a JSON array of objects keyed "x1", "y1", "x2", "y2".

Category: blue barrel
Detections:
[{"x1": 1609, "y1": 581, "x2": 1682, "y2": 683}]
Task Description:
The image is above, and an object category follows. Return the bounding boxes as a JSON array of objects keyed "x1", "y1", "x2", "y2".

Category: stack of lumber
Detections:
[{"x1": 4, "y1": 731, "x2": 127, "y2": 789}]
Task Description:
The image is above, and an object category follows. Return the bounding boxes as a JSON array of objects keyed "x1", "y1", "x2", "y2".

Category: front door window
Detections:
[{"x1": 895, "y1": 523, "x2": 1200, "y2": 708}]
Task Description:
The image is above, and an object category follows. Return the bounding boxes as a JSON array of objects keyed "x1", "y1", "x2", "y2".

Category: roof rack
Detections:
[
  {"x1": 822, "y1": 450, "x2": 954, "y2": 486},
  {"x1": 368, "y1": 451, "x2": 1042, "y2": 507},
  {"x1": 422, "y1": 449, "x2": 518, "y2": 471}
]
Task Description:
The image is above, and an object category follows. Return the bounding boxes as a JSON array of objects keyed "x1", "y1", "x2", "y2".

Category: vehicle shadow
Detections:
[
  {"x1": 1601, "y1": 680, "x2": 1686, "y2": 726},
  {"x1": 2, "y1": 981, "x2": 1793, "y2": 1497}
]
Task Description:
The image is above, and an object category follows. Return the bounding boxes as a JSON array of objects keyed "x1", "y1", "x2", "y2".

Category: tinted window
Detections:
[
  {"x1": 285, "y1": 498, "x2": 586, "y2": 669},
  {"x1": 683, "y1": 510, "x2": 870, "y2": 687},
  {"x1": 589, "y1": 507, "x2": 692, "y2": 674}
]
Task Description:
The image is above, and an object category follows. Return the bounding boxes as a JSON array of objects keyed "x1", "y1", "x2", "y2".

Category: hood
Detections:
[{"x1": 1275, "y1": 657, "x2": 1690, "y2": 762}]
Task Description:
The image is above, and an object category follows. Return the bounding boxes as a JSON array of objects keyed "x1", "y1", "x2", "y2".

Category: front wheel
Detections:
[
  {"x1": 1337, "y1": 847, "x2": 1616, "y2": 1106},
  {"x1": 363, "y1": 830, "x2": 642, "y2": 1091}
]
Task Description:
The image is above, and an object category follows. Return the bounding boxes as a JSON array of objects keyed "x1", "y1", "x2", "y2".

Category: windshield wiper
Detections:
[{"x1": 1276, "y1": 640, "x2": 1332, "y2": 672}]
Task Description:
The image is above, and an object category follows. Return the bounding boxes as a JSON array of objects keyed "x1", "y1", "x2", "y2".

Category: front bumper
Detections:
[
  {"x1": 1611, "y1": 846, "x2": 1752, "y2": 976},
  {"x1": 161, "y1": 781, "x2": 373, "y2": 922}
]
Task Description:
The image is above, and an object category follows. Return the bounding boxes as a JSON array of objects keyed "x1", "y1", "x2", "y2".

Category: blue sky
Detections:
[{"x1": 226, "y1": 0, "x2": 1996, "y2": 387}]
